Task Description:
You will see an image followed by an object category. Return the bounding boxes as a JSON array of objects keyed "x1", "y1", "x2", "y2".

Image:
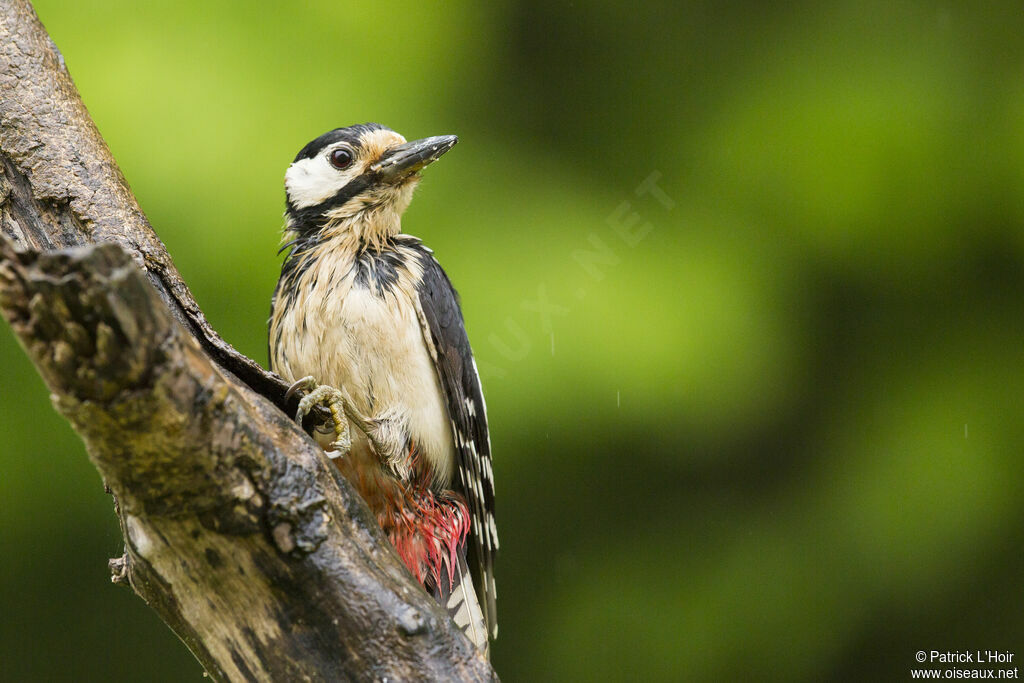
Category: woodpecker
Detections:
[{"x1": 268, "y1": 123, "x2": 497, "y2": 654}]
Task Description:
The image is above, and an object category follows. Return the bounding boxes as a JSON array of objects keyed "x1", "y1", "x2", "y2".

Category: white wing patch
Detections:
[{"x1": 413, "y1": 249, "x2": 499, "y2": 642}]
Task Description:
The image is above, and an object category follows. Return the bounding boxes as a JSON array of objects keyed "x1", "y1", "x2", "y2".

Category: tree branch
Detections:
[
  {"x1": 0, "y1": 0, "x2": 292, "y2": 411},
  {"x1": 0, "y1": 1, "x2": 496, "y2": 680}
]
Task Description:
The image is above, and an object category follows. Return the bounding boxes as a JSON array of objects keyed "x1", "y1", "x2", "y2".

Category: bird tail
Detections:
[{"x1": 431, "y1": 547, "x2": 489, "y2": 657}]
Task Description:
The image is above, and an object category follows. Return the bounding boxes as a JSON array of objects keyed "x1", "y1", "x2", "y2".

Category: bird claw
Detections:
[
  {"x1": 288, "y1": 376, "x2": 352, "y2": 456},
  {"x1": 285, "y1": 375, "x2": 317, "y2": 405},
  {"x1": 285, "y1": 377, "x2": 398, "y2": 468}
]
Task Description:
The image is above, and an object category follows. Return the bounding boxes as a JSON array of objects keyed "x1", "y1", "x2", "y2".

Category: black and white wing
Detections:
[{"x1": 414, "y1": 250, "x2": 498, "y2": 641}]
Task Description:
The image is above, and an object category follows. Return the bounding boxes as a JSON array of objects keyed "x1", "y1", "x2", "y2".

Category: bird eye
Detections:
[{"x1": 329, "y1": 148, "x2": 354, "y2": 170}]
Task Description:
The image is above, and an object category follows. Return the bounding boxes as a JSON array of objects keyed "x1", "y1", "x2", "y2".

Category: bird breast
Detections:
[{"x1": 271, "y1": 245, "x2": 456, "y2": 485}]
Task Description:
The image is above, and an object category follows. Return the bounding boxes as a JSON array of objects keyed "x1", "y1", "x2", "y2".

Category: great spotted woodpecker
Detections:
[{"x1": 268, "y1": 124, "x2": 497, "y2": 655}]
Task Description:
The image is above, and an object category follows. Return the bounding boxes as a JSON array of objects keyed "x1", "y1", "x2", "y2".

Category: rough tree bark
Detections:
[{"x1": 0, "y1": 1, "x2": 497, "y2": 680}]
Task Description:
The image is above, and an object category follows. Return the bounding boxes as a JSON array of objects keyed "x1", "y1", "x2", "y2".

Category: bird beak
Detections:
[{"x1": 372, "y1": 135, "x2": 458, "y2": 182}]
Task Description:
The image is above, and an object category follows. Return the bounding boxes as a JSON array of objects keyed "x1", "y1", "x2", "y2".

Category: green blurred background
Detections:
[{"x1": 3, "y1": 1, "x2": 1023, "y2": 680}]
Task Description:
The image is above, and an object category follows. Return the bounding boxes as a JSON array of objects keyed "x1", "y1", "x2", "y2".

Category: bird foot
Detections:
[
  {"x1": 287, "y1": 376, "x2": 352, "y2": 458},
  {"x1": 284, "y1": 377, "x2": 405, "y2": 469}
]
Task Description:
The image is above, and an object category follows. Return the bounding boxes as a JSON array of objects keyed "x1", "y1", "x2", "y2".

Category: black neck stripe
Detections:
[{"x1": 286, "y1": 172, "x2": 377, "y2": 232}]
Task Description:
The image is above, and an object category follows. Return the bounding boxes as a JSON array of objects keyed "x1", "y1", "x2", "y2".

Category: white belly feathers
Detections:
[{"x1": 272, "y1": 252, "x2": 456, "y2": 486}]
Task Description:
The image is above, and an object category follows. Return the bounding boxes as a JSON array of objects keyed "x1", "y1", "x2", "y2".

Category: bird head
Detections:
[{"x1": 284, "y1": 123, "x2": 457, "y2": 245}]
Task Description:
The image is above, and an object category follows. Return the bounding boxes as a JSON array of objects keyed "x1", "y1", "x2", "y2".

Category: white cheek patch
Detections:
[{"x1": 285, "y1": 154, "x2": 358, "y2": 210}]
